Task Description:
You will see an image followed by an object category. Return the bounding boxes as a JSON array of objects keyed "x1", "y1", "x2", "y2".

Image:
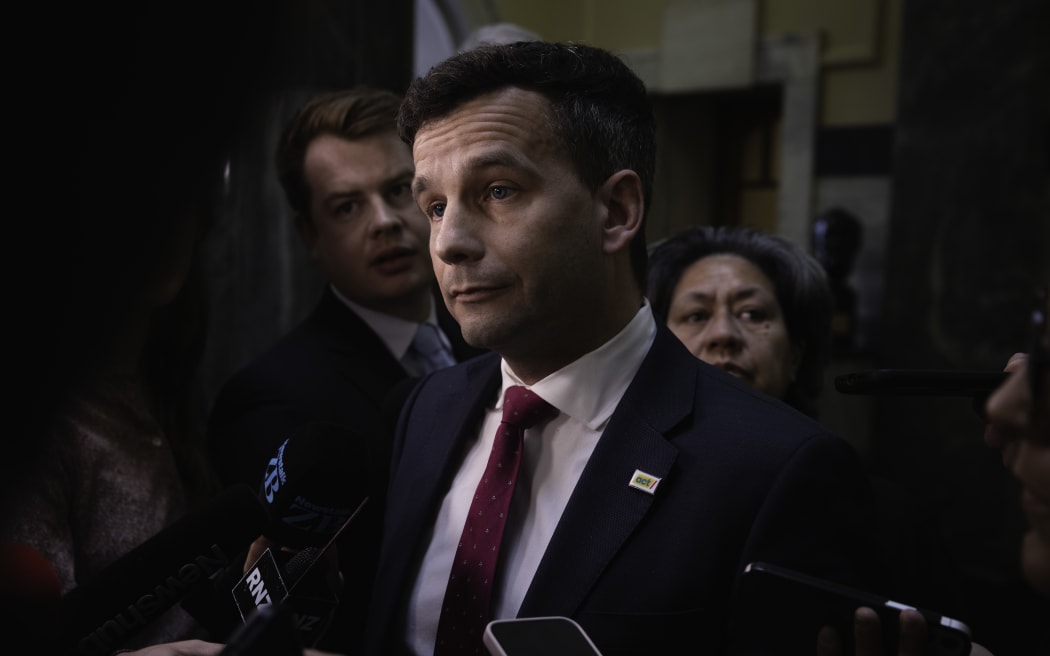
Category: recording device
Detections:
[
  {"x1": 483, "y1": 617, "x2": 604, "y2": 656},
  {"x1": 58, "y1": 485, "x2": 268, "y2": 656},
  {"x1": 224, "y1": 421, "x2": 373, "y2": 647},
  {"x1": 184, "y1": 419, "x2": 377, "y2": 638},
  {"x1": 231, "y1": 546, "x2": 341, "y2": 648},
  {"x1": 258, "y1": 421, "x2": 374, "y2": 549},
  {"x1": 735, "y1": 561, "x2": 972, "y2": 656},
  {"x1": 834, "y1": 369, "x2": 1008, "y2": 398}
]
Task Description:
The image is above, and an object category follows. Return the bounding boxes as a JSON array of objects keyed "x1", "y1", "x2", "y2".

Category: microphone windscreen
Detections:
[
  {"x1": 258, "y1": 421, "x2": 373, "y2": 549},
  {"x1": 59, "y1": 484, "x2": 268, "y2": 656}
]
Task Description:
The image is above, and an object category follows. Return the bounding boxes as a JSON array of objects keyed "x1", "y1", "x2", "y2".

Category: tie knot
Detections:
[
  {"x1": 501, "y1": 385, "x2": 556, "y2": 430},
  {"x1": 411, "y1": 323, "x2": 444, "y2": 357},
  {"x1": 406, "y1": 323, "x2": 456, "y2": 375}
]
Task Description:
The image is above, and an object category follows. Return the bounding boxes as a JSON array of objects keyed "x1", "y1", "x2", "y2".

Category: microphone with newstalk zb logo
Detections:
[
  {"x1": 57, "y1": 485, "x2": 268, "y2": 656},
  {"x1": 231, "y1": 421, "x2": 373, "y2": 647}
]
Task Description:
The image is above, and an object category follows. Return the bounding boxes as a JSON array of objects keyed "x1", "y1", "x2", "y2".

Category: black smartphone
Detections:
[
  {"x1": 735, "y1": 562, "x2": 972, "y2": 656},
  {"x1": 834, "y1": 369, "x2": 1008, "y2": 397},
  {"x1": 483, "y1": 616, "x2": 603, "y2": 656}
]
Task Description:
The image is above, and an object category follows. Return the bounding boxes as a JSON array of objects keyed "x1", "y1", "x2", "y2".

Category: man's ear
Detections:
[
  {"x1": 294, "y1": 213, "x2": 319, "y2": 259},
  {"x1": 599, "y1": 169, "x2": 644, "y2": 255}
]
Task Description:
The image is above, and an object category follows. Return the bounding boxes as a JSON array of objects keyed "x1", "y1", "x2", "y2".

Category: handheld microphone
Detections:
[
  {"x1": 226, "y1": 421, "x2": 374, "y2": 648},
  {"x1": 834, "y1": 369, "x2": 1009, "y2": 398},
  {"x1": 257, "y1": 421, "x2": 373, "y2": 549},
  {"x1": 58, "y1": 484, "x2": 268, "y2": 656},
  {"x1": 231, "y1": 545, "x2": 342, "y2": 647}
]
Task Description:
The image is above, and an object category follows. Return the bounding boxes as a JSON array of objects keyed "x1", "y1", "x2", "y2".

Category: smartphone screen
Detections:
[
  {"x1": 735, "y1": 562, "x2": 972, "y2": 656},
  {"x1": 483, "y1": 616, "x2": 603, "y2": 656}
]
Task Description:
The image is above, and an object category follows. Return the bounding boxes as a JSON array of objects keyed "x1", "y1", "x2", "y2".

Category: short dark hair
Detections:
[
  {"x1": 398, "y1": 41, "x2": 656, "y2": 290},
  {"x1": 647, "y1": 226, "x2": 835, "y2": 418},
  {"x1": 276, "y1": 87, "x2": 403, "y2": 217}
]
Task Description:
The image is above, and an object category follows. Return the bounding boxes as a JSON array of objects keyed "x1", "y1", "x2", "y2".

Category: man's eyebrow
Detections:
[
  {"x1": 412, "y1": 150, "x2": 536, "y2": 199},
  {"x1": 321, "y1": 189, "x2": 363, "y2": 205},
  {"x1": 412, "y1": 175, "x2": 430, "y2": 199},
  {"x1": 320, "y1": 168, "x2": 414, "y2": 204}
]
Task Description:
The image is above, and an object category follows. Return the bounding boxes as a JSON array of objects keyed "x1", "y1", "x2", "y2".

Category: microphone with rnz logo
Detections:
[{"x1": 232, "y1": 421, "x2": 373, "y2": 648}]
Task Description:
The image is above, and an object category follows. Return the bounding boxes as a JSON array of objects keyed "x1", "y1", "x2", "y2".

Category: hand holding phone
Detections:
[{"x1": 735, "y1": 562, "x2": 972, "y2": 656}]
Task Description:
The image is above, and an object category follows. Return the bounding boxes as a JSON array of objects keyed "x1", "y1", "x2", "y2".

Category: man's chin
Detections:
[{"x1": 455, "y1": 314, "x2": 509, "y2": 352}]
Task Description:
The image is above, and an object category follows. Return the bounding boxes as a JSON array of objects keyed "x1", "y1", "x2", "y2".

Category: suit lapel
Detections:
[
  {"x1": 379, "y1": 355, "x2": 502, "y2": 587},
  {"x1": 519, "y1": 328, "x2": 697, "y2": 616},
  {"x1": 311, "y1": 286, "x2": 409, "y2": 399}
]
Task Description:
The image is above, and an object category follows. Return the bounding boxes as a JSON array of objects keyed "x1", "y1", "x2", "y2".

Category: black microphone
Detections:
[
  {"x1": 230, "y1": 421, "x2": 374, "y2": 648},
  {"x1": 58, "y1": 485, "x2": 268, "y2": 656},
  {"x1": 257, "y1": 421, "x2": 373, "y2": 549},
  {"x1": 231, "y1": 545, "x2": 343, "y2": 647}
]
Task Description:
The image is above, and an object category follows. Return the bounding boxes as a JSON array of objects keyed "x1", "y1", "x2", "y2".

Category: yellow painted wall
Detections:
[{"x1": 486, "y1": 0, "x2": 902, "y2": 126}]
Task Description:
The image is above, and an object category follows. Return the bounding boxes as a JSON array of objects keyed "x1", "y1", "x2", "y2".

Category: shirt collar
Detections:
[
  {"x1": 499, "y1": 301, "x2": 657, "y2": 431},
  {"x1": 330, "y1": 283, "x2": 442, "y2": 360}
]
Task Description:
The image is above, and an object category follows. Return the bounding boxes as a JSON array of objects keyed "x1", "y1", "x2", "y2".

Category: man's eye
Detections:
[
  {"x1": 489, "y1": 186, "x2": 510, "y2": 200},
  {"x1": 336, "y1": 201, "x2": 356, "y2": 215},
  {"x1": 430, "y1": 202, "x2": 446, "y2": 218},
  {"x1": 686, "y1": 312, "x2": 709, "y2": 324},
  {"x1": 739, "y1": 309, "x2": 767, "y2": 322}
]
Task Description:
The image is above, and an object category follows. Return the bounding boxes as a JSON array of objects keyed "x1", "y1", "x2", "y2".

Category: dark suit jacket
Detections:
[
  {"x1": 205, "y1": 284, "x2": 482, "y2": 652},
  {"x1": 363, "y1": 324, "x2": 886, "y2": 656}
]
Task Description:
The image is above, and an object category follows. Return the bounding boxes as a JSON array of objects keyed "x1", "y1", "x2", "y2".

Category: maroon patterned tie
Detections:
[{"x1": 433, "y1": 385, "x2": 556, "y2": 656}]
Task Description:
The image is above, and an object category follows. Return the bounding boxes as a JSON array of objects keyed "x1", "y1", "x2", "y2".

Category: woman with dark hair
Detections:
[{"x1": 647, "y1": 225, "x2": 834, "y2": 418}]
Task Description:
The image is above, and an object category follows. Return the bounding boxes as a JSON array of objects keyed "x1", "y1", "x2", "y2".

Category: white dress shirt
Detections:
[{"x1": 404, "y1": 301, "x2": 657, "y2": 655}]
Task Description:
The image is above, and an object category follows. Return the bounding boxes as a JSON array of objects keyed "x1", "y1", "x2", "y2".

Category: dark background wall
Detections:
[{"x1": 864, "y1": 1, "x2": 1049, "y2": 653}]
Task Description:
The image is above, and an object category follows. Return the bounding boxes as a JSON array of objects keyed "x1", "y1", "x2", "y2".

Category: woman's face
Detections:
[{"x1": 665, "y1": 254, "x2": 801, "y2": 401}]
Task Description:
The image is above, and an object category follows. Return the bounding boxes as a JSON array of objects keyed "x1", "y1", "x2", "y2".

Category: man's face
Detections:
[
  {"x1": 299, "y1": 131, "x2": 433, "y2": 318},
  {"x1": 411, "y1": 88, "x2": 611, "y2": 379},
  {"x1": 665, "y1": 254, "x2": 800, "y2": 401}
]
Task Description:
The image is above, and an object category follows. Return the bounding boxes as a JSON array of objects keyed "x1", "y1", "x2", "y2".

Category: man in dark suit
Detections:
[
  {"x1": 362, "y1": 42, "x2": 887, "y2": 656},
  {"x1": 205, "y1": 88, "x2": 481, "y2": 653}
]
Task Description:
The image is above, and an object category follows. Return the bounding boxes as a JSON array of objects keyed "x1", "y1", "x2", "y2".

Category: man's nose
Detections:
[
  {"x1": 371, "y1": 199, "x2": 404, "y2": 235},
  {"x1": 432, "y1": 202, "x2": 483, "y2": 265}
]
